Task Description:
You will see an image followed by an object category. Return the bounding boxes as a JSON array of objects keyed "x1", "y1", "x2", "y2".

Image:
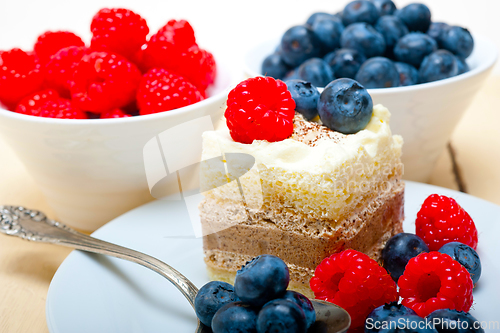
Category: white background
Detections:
[{"x1": 0, "y1": 0, "x2": 499, "y2": 77}]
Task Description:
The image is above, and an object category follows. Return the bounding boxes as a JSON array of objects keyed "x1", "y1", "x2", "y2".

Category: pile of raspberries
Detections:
[{"x1": 0, "y1": 8, "x2": 216, "y2": 119}]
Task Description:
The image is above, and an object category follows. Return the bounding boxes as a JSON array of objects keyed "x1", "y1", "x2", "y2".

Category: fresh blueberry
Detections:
[
  {"x1": 342, "y1": 0, "x2": 380, "y2": 26},
  {"x1": 456, "y1": 57, "x2": 470, "y2": 75},
  {"x1": 380, "y1": 315, "x2": 438, "y2": 333},
  {"x1": 284, "y1": 68, "x2": 300, "y2": 80},
  {"x1": 427, "y1": 309, "x2": 484, "y2": 333},
  {"x1": 211, "y1": 302, "x2": 258, "y2": 333},
  {"x1": 256, "y1": 299, "x2": 307, "y2": 333},
  {"x1": 419, "y1": 50, "x2": 459, "y2": 83},
  {"x1": 340, "y1": 22, "x2": 386, "y2": 58},
  {"x1": 365, "y1": 302, "x2": 417, "y2": 333},
  {"x1": 427, "y1": 22, "x2": 450, "y2": 46},
  {"x1": 261, "y1": 53, "x2": 291, "y2": 79},
  {"x1": 195, "y1": 281, "x2": 240, "y2": 327},
  {"x1": 382, "y1": 233, "x2": 429, "y2": 282},
  {"x1": 296, "y1": 58, "x2": 335, "y2": 87},
  {"x1": 324, "y1": 48, "x2": 367, "y2": 79},
  {"x1": 395, "y1": 3, "x2": 432, "y2": 32},
  {"x1": 280, "y1": 25, "x2": 322, "y2": 68},
  {"x1": 374, "y1": 15, "x2": 409, "y2": 56},
  {"x1": 370, "y1": 0, "x2": 397, "y2": 16},
  {"x1": 439, "y1": 242, "x2": 481, "y2": 284},
  {"x1": 306, "y1": 12, "x2": 336, "y2": 26},
  {"x1": 281, "y1": 291, "x2": 316, "y2": 329},
  {"x1": 441, "y1": 26, "x2": 474, "y2": 59},
  {"x1": 318, "y1": 78, "x2": 373, "y2": 134},
  {"x1": 355, "y1": 57, "x2": 400, "y2": 88},
  {"x1": 394, "y1": 62, "x2": 419, "y2": 86},
  {"x1": 311, "y1": 17, "x2": 345, "y2": 54},
  {"x1": 285, "y1": 80, "x2": 320, "y2": 120},
  {"x1": 234, "y1": 255, "x2": 290, "y2": 307},
  {"x1": 394, "y1": 32, "x2": 437, "y2": 68}
]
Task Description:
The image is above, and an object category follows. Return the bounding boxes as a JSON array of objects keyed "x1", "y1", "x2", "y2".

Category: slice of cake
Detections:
[{"x1": 199, "y1": 77, "x2": 404, "y2": 298}]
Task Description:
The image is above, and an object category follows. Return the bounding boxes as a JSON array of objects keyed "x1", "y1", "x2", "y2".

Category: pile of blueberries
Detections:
[
  {"x1": 366, "y1": 234, "x2": 483, "y2": 333},
  {"x1": 262, "y1": 0, "x2": 474, "y2": 88},
  {"x1": 194, "y1": 254, "x2": 316, "y2": 333}
]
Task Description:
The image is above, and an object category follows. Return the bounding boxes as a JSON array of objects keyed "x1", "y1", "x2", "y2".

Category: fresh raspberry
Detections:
[
  {"x1": 100, "y1": 109, "x2": 131, "y2": 118},
  {"x1": 416, "y1": 194, "x2": 478, "y2": 251},
  {"x1": 70, "y1": 51, "x2": 142, "y2": 113},
  {"x1": 16, "y1": 90, "x2": 86, "y2": 119},
  {"x1": 0, "y1": 48, "x2": 44, "y2": 109},
  {"x1": 90, "y1": 8, "x2": 149, "y2": 62},
  {"x1": 225, "y1": 77, "x2": 295, "y2": 144},
  {"x1": 34, "y1": 31, "x2": 85, "y2": 64},
  {"x1": 137, "y1": 68, "x2": 204, "y2": 115},
  {"x1": 398, "y1": 251, "x2": 473, "y2": 317},
  {"x1": 310, "y1": 249, "x2": 398, "y2": 329},
  {"x1": 45, "y1": 46, "x2": 89, "y2": 98},
  {"x1": 140, "y1": 19, "x2": 197, "y2": 72},
  {"x1": 175, "y1": 46, "x2": 217, "y2": 91}
]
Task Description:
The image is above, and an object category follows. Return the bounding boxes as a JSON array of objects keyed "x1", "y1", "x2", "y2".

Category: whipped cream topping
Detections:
[{"x1": 291, "y1": 113, "x2": 345, "y2": 146}]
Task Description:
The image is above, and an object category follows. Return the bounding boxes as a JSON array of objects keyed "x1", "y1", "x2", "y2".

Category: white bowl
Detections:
[
  {"x1": 244, "y1": 35, "x2": 498, "y2": 182},
  {"x1": 0, "y1": 58, "x2": 235, "y2": 231}
]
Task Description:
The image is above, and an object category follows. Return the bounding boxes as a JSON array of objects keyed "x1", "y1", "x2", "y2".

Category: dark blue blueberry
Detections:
[
  {"x1": 441, "y1": 26, "x2": 474, "y2": 59},
  {"x1": 381, "y1": 233, "x2": 429, "y2": 282},
  {"x1": 318, "y1": 78, "x2": 373, "y2": 134},
  {"x1": 340, "y1": 22, "x2": 386, "y2": 58},
  {"x1": 284, "y1": 68, "x2": 300, "y2": 80},
  {"x1": 439, "y1": 242, "x2": 481, "y2": 284},
  {"x1": 427, "y1": 22, "x2": 450, "y2": 46},
  {"x1": 365, "y1": 302, "x2": 417, "y2": 333},
  {"x1": 375, "y1": 15, "x2": 409, "y2": 55},
  {"x1": 195, "y1": 281, "x2": 240, "y2": 327},
  {"x1": 355, "y1": 57, "x2": 400, "y2": 88},
  {"x1": 456, "y1": 57, "x2": 470, "y2": 75},
  {"x1": 211, "y1": 302, "x2": 258, "y2": 333},
  {"x1": 342, "y1": 0, "x2": 380, "y2": 26},
  {"x1": 370, "y1": 0, "x2": 397, "y2": 16},
  {"x1": 280, "y1": 25, "x2": 322, "y2": 68},
  {"x1": 256, "y1": 299, "x2": 307, "y2": 333},
  {"x1": 261, "y1": 53, "x2": 291, "y2": 79},
  {"x1": 311, "y1": 17, "x2": 344, "y2": 54},
  {"x1": 296, "y1": 58, "x2": 335, "y2": 87},
  {"x1": 427, "y1": 309, "x2": 484, "y2": 333},
  {"x1": 234, "y1": 255, "x2": 290, "y2": 307},
  {"x1": 394, "y1": 62, "x2": 419, "y2": 86},
  {"x1": 281, "y1": 291, "x2": 316, "y2": 329},
  {"x1": 306, "y1": 12, "x2": 336, "y2": 27},
  {"x1": 285, "y1": 80, "x2": 320, "y2": 120},
  {"x1": 324, "y1": 48, "x2": 367, "y2": 79},
  {"x1": 395, "y1": 3, "x2": 432, "y2": 32},
  {"x1": 419, "y1": 50, "x2": 459, "y2": 83},
  {"x1": 380, "y1": 315, "x2": 438, "y2": 333},
  {"x1": 394, "y1": 32, "x2": 437, "y2": 68}
]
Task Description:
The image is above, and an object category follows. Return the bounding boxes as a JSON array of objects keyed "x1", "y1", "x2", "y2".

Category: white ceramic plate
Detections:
[{"x1": 46, "y1": 181, "x2": 500, "y2": 333}]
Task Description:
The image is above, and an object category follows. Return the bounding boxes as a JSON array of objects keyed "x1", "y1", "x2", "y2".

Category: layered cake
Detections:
[{"x1": 198, "y1": 78, "x2": 404, "y2": 297}]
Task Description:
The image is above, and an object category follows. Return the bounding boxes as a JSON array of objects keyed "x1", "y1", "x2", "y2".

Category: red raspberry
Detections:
[
  {"x1": 34, "y1": 31, "x2": 85, "y2": 64},
  {"x1": 71, "y1": 51, "x2": 142, "y2": 113},
  {"x1": 137, "y1": 68, "x2": 203, "y2": 115},
  {"x1": 399, "y1": 252, "x2": 473, "y2": 317},
  {"x1": 416, "y1": 194, "x2": 478, "y2": 251},
  {"x1": 16, "y1": 90, "x2": 86, "y2": 119},
  {"x1": 310, "y1": 249, "x2": 398, "y2": 329},
  {"x1": 101, "y1": 109, "x2": 131, "y2": 118},
  {"x1": 0, "y1": 48, "x2": 44, "y2": 109},
  {"x1": 45, "y1": 46, "x2": 89, "y2": 98},
  {"x1": 225, "y1": 77, "x2": 295, "y2": 144},
  {"x1": 90, "y1": 8, "x2": 149, "y2": 62},
  {"x1": 175, "y1": 45, "x2": 217, "y2": 91}
]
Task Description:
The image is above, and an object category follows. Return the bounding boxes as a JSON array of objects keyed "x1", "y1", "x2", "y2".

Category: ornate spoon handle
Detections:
[{"x1": 0, "y1": 205, "x2": 199, "y2": 308}]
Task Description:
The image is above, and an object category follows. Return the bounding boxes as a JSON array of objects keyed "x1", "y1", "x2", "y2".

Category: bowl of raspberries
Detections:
[
  {"x1": 0, "y1": 8, "x2": 234, "y2": 231},
  {"x1": 244, "y1": 0, "x2": 497, "y2": 183}
]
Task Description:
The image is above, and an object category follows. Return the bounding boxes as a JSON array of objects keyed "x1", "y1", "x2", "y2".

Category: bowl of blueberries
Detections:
[{"x1": 244, "y1": 0, "x2": 497, "y2": 182}]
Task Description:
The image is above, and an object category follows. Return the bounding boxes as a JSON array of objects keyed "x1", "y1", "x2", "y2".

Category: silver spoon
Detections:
[{"x1": 0, "y1": 205, "x2": 350, "y2": 333}]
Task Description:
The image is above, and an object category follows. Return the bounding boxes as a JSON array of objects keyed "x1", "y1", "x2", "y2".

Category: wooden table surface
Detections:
[{"x1": 1, "y1": 76, "x2": 499, "y2": 332}]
